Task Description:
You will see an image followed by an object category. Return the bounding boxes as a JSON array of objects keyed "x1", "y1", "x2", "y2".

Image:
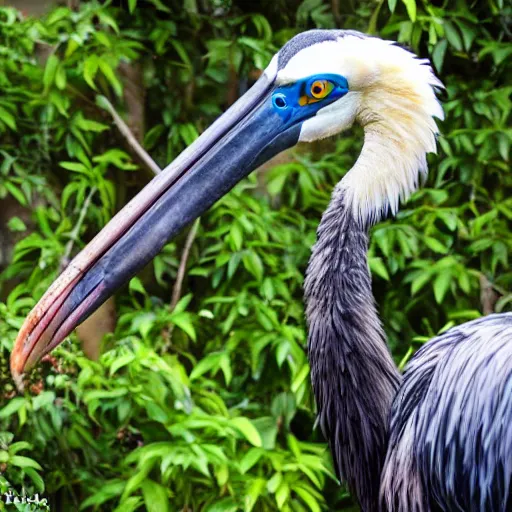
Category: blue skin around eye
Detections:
[{"x1": 271, "y1": 74, "x2": 349, "y2": 127}]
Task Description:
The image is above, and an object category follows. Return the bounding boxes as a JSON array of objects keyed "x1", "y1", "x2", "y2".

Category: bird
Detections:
[{"x1": 10, "y1": 29, "x2": 512, "y2": 511}]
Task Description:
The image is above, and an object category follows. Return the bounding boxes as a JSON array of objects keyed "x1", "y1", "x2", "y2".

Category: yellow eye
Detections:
[
  {"x1": 310, "y1": 80, "x2": 332, "y2": 99},
  {"x1": 299, "y1": 79, "x2": 336, "y2": 106}
]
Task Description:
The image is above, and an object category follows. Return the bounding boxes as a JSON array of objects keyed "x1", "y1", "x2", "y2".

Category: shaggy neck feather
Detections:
[{"x1": 304, "y1": 181, "x2": 400, "y2": 511}]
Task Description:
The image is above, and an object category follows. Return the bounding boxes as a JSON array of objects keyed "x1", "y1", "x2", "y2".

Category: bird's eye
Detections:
[{"x1": 309, "y1": 80, "x2": 333, "y2": 99}]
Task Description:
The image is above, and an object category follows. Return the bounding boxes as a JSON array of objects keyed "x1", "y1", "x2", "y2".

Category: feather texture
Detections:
[
  {"x1": 304, "y1": 185, "x2": 400, "y2": 511},
  {"x1": 381, "y1": 314, "x2": 512, "y2": 512}
]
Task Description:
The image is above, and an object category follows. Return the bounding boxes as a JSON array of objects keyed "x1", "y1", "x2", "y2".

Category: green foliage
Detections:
[{"x1": 0, "y1": 0, "x2": 510, "y2": 510}]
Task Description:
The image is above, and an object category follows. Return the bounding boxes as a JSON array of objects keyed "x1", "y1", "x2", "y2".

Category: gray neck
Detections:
[{"x1": 304, "y1": 184, "x2": 401, "y2": 511}]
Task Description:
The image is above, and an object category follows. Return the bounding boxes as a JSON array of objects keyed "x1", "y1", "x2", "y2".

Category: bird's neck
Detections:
[
  {"x1": 342, "y1": 106, "x2": 437, "y2": 226},
  {"x1": 304, "y1": 162, "x2": 401, "y2": 510}
]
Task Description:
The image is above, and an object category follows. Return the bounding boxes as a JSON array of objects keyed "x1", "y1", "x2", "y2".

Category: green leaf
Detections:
[
  {"x1": 411, "y1": 270, "x2": 432, "y2": 295},
  {"x1": 144, "y1": 124, "x2": 165, "y2": 150},
  {"x1": 387, "y1": 0, "x2": 397, "y2": 12},
  {"x1": 455, "y1": 20, "x2": 477, "y2": 52},
  {"x1": 424, "y1": 237, "x2": 447, "y2": 254},
  {"x1": 216, "y1": 464, "x2": 229, "y2": 487},
  {"x1": 43, "y1": 54, "x2": 59, "y2": 91},
  {"x1": 172, "y1": 293, "x2": 193, "y2": 314},
  {"x1": 95, "y1": 32, "x2": 112, "y2": 48},
  {"x1": 184, "y1": 0, "x2": 198, "y2": 13},
  {"x1": 498, "y1": 136, "x2": 509, "y2": 162},
  {"x1": 66, "y1": 38, "x2": 80, "y2": 58},
  {"x1": 239, "y1": 448, "x2": 263, "y2": 474},
  {"x1": 83, "y1": 56, "x2": 99, "y2": 90},
  {"x1": 219, "y1": 353, "x2": 232, "y2": 385},
  {"x1": 437, "y1": 211, "x2": 457, "y2": 231},
  {"x1": 110, "y1": 353, "x2": 136, "y2": 376},
  {"x1": 0, "y1": 433, "x2": 14, "y2": 445},
  {"x1": 4, "y1": 183, "x2": 27, "y2": 206},
  {"x1": 131, "y1": 312, "x2": 156, "y2": 339},
  {"x1": 242, "y1": 252, "x2": 263, "y2": 281},
  {"x1": 170, "y1": 311, "x2": 197, "y2": 341},
  {"x1": 190, "y1": 352, "x2": 223, "y2": 380},
  {"x1": 275, "y1": 482, "x2": 290, "y2": 508},
  {"x1": 113, "y1": 497, "x2": 142, "y2": 512},
  {"x1": 80, "y1": 480, "x2": 125, "y2": 509},
  {"x1": 432, "y1": 39, "x2": 448, "y2": 72},
  {"x1": 141, "y1": 479, "x2": 169, "y2": 512},
  {"x1": 267, "y1": 472, "x2": 282, "y2": 493},
  {"x1": 230, "y1": 223, "x2": 243, "y2": 251},
  {"x1": 8, "y1": 442, "x2": 32, "y2": 454},
  {"x1": 60, "y1": 161, "x2": 90, "y2": 173},
  {"x1": 287, "y1": 434, "x2": 302, "y2": 460},
  {"x1": 252, "y1": 417, "x2": 278, "y2": 450},
  {"x1": 0, "y1": 107, "x2": 17, "y2": 131},
  {"x1": 55, "y1": 63, "x2": 67, "y2": 90},
  {"x1": 129, "y1": 276, "x2": 146, "y2": 295},
  {"x1": 369, "y1": 257, "x2": 390, "y2": 280},
  {"x1": 97, "y1": 11, "x2": 119, "y2": 33},
  {"x1": 204, "y1": 498, "x2": 238, "y2": 512},
  {"x1": 121, "y1": 460, "x2": 154, "y2": 502},
  {"x1": 98, "y1": 60, "x2": 123, "y2": 97},
  {"x1": 231, "y1": 417, "x2": 262, "y2": 447},
  {"x1": 32, "y1": 391, "x2": 55, "y2": 411},
  {"x1": 294, "y1": 485, "x2": 321, "y2": 512},
  {"x1": 291, "y1": 364, "x2": 309, "y2": 393},
  {"x1": 75, "y1": 117, "x2": 109, "y2": 133},
  {"x1": 433, "y1": 270, "x2": 451, "y2": 304},
  {"x1": 245, "y1": 478, "x2": 266, "y2": 512},
  {"x1": 128, "y1": 0, "x2": 137, "y2": 13},
  {"x1": 7, "y1": 217, "x2": 26, "y2": 232},
  {"x1": 9, "y1": 456, "x2": 42, "y2": 471},
  {"x1": 401, "y1": 0, "x2": 416, "y2": 21},
  {"x1": 444, "y1": 21, "x2": 463, "y2": 52},
  {"x1": 198, "y1": 309, "x2": 214, "y2": 319},
  {"x1": 0, "y1": 398, "x2": 25, "y2": 418},
  {"x1": 24, "y1": 467, "x2": 45, "y2": 493},
  {"x1": 94, "y1": 149, "x2": 137, "y2": 170},
  {"x1": 170, "y1": 40, "x2": 191, "y2": 67},
  {"x1": 148, "y1": 0, "x2": 171, "y2": 12}
]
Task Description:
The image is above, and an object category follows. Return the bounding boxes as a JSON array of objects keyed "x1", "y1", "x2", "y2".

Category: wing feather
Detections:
[{"x1": 381, "y1": 313, "x2": 512, "y2": 512}]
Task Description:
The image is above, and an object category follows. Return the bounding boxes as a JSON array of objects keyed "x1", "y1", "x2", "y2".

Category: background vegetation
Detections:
[{"x1": 0, "y1": 0, "x2": 510, "y2": 510}]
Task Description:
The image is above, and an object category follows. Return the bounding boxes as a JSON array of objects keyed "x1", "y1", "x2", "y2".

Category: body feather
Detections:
[{"x1": 382, "y1": 314, "x2": 512, "y2": 512}]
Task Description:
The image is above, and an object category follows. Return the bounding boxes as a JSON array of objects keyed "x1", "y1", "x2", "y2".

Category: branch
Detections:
[
  {"x1": 96, "y1": 95, "x2": 161, "y2": 176},
  {"x1": 162, "y1": 218, "x2": 200, "y2": 351},
  {"x1": 479, "y1": 273, "x2": 499, "y2": 316},
  {"x1": 331, "y1": 0, "x2": 342, "y2": 26},
  {"x1": 170, "y1": 218, "x2": 200, "y2": 310},
  {"x1": 60, "y1": 186, "x2": 97, "y2": 273}
]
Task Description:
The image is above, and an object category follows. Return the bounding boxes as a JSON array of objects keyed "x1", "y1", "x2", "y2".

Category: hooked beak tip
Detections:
[
  {"x1": 10, "y1": 315, "x2": 39, "y2": 392},
  {"x1": 10, "y1": 303, "x2": 55, "y2": 390},
  {"x1": 11, "y1": 370, "x2": 25, "y2": 394},
  {"x1": 10, "y1": 349, "x2": 27, "y2": 393}
]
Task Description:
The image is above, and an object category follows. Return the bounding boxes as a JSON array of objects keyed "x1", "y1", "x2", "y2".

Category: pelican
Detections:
[{"x1": 11, "y1": 30, "x2": 512, "y2": 511}]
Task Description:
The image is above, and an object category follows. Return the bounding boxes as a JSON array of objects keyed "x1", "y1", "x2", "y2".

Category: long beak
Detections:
[{"x1": 10, "y1": 66, "x2": 303, "y2": 387}]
